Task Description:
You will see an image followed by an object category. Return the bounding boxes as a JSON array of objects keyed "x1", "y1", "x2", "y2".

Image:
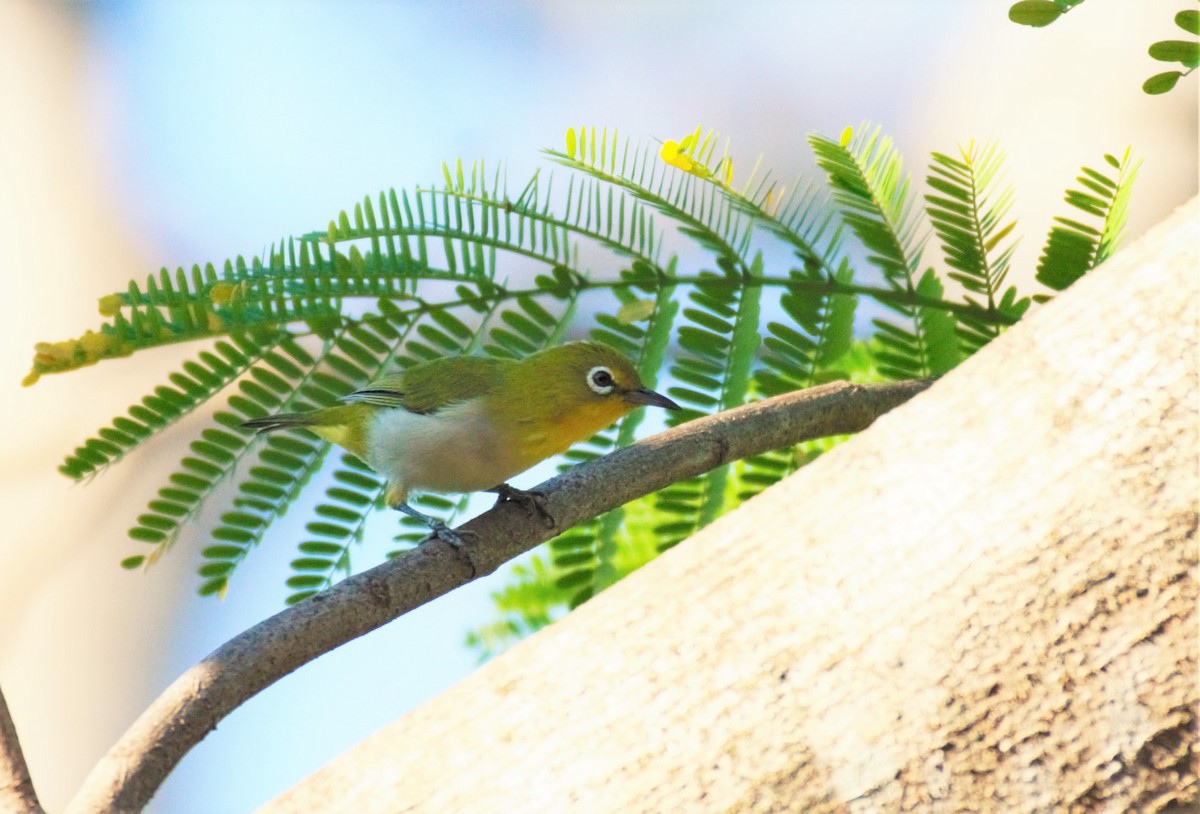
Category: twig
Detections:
[
  {"x1": 0, "y1": 683, "x2": 44, "y2": 814},
  {"x1": 64, "y1": 378, "x2": 932, "y2": 814}
]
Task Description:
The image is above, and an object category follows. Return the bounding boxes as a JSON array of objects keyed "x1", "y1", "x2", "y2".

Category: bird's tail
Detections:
[{"x1": 241, "y1": 413, "x2": 315, "y2": 433}]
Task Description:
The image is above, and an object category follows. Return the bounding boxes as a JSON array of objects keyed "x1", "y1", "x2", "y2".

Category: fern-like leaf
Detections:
[
  {"x1": 652, "y1": 253, "x2": 762, "y2": 551},
  {"x1": 812, "y1": 124, "x2": 961, "y2": 378},
  {"x1": 757, "y1": 263, "x2": 857, "y2": 397},
  {"x1": 547, "y1": 127, "x2": 754, "y2": 272},
  {"x1": 123, "y1": 337, "x2": 322, "y2": 572},
  {"x1": 61, "y1": 333, "x2": 285, "y2": 481},
  {"x1": 925, "y1": 142, "x2": 1030, "y2": 353},
  {"x1": 810, "y1": 125, "x2": 925, "y2": 294},
  {"x1": 734, "y1": 262, "x2": 857, "y2": 503},
  {"x1": 1035, "y1": 148, "x2": 1141, "y2": 293}
]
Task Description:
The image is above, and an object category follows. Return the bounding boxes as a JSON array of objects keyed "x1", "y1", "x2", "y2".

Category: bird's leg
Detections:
[
  {"x1": 487, "y1": 483, "x2": 555, "y2": 528},
  {"x1": 393, "y1": 503, "x2": 477, "y2": 576}
]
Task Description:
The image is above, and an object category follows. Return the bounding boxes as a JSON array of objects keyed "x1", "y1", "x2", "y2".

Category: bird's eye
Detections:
[{"x1": 587, "y1": 366, "x2": 616, "y2": 395}]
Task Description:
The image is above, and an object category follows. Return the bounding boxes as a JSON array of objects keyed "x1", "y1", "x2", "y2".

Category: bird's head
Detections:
[{"x1": 525, "y1": 341, "x2": 680, "y2": 415}]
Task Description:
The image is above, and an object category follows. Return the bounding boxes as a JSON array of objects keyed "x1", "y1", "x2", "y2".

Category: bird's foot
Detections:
[
  {"x1": 393, "y1": 503, "x2": 477, "y2": 577},
  {"x1": 426, "y1": 518, "x2": 476, "y2": 550},
  {"x1": 488, "y1": 483, "x2": 555, "y2": 528}
]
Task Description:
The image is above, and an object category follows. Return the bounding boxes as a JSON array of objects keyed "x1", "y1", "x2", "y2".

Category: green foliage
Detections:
[
  {"x1": 925, "y1": 143, "x2": 1030, "y2": 353},
  {"x1": 810, "y1": 125, "x2": 961, "y2": 378},
  {"x1": 61, "y1": 332, "x2": 285, "y2": 481},
  {"x1": 1008, "y1": 0, "x2": 1084, "y2": 28},
  {"x1": 284, "y1": 454, "x2": 383, "y2": 605},
  {"x1": 652, "y1": 252, "x2": 762, "y2": 551},
  {"x1": 1009, "y1": 0, "x2": 1199, "y2": 95},
  {"x1": 1035, "y1": 149, "x2": 1141, "y2": 294},
  {"x1": 29, "y1": 125, "x2": 1138, "y2": 645}
]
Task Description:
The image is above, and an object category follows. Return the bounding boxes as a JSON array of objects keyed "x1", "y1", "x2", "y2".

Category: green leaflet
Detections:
[
  {"x1": 60, "y1": 333, "x2": 285, "y2": 480},
  {"x1": 812, "y1": 125, "x2": 961, "y2": 379},
  {"x1": 1036, "y1": 149, "x2": 1141, "y2": 293},
  {"x1": 925, "y1": 142, "x2": 1029, "y2": 354},
  {"x1": 653, "y1": 253, "x2": 763, "y2": 552}
]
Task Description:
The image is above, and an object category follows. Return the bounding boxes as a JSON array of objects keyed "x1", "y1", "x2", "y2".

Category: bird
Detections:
[{"x1": 242, "y1": 341, "x2": 680, "y2": 546}]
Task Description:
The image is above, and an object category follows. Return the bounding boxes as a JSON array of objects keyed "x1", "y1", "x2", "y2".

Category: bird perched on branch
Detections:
[{"x1": 243, "y1": 341, "x2": 679, "y2": 545}]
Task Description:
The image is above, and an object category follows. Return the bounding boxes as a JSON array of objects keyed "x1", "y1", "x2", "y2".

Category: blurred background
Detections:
[{"x1": 1, "y1": 1, "x2": 1195, "y2": 811}]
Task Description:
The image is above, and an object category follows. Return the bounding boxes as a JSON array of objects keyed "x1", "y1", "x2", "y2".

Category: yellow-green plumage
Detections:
[{"x1": 242, "y1": 342, "x2": 678, "y2": 530}]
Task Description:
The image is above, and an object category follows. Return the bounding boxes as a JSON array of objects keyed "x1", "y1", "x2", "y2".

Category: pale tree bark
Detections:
[
  {"x1": 0, "y1": 685, "x2": 44, "y2": 814},
  {"x1": 260, "y1": 199, "x2": 1199, "y2": 814}
]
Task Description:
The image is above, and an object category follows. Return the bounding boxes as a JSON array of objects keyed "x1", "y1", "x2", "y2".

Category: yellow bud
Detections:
[
  {"x1": 839, "y1": 125, "x2": 853, "y2": 147},
  {"x1": 616, "y1": 299, "x2": 656, "y2": 325},
  {"x1": 21, "y1": 370, "x2": 41, "y2": 387},
  {"x1": 78, "y1": 330, "x2": 113, "y2": 360},
  {"x1": 565, "y1": 127, "x2": 577, "y2": 159},
  {"x1": 98, "y1": 294, "x2": 123, "y2": 317},
  {"x1": 209, "y1": 282, "x2": 238, "y2": 306},
  {"x1": 34, "y1": 340, "x2": 75, "y2": 365}
]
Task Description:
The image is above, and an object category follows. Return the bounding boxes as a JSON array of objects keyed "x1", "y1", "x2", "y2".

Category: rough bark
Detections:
[
  {"x1": 261, "y1": 199, "x2": 1199, "y2": 814},
  {"x1": 0, "y1": 684, "x2": 43, "y2": 814}
]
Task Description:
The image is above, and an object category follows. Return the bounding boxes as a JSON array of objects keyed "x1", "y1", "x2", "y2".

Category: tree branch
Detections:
[
  {"x1": 0, "y1": 683, "x2": 44, "y2": 814},
  {"x1": 63, "y1": 378, "x2": 930, "y2": 814}
]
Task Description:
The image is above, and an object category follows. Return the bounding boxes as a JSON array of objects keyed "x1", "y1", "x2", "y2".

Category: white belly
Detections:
[{"x1": 365, "y1": 398, "x2": 520, "y2": 499}]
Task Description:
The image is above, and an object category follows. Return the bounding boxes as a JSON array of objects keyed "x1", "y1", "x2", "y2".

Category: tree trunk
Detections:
[{"x1": 260, "y1": 199, "x2": 1199, "y2": 813}]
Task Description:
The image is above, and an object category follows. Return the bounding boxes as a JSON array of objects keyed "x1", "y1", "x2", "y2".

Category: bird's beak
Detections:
[{"x1": 625, "y1": 387, "x2": 681, "y2": 410}]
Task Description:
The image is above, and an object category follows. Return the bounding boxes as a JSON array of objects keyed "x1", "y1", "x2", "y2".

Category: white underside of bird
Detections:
[{"x1": 363, "y1": 397, "x2": 519, "y2": 503}]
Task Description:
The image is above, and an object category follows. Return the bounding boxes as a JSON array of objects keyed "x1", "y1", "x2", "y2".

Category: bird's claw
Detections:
[
  {"x1": 424, "y1": 521, "x2": 478, "y2": 577},
  {"x1": 426, "y1": 520, "x2": 476, "y2": 550},
  {"x1": 490, "y1": 483, "x2": 555, "y2": 528},
  {"x1": 393, "y1": 503, "x2": 478, "y2": 576}
]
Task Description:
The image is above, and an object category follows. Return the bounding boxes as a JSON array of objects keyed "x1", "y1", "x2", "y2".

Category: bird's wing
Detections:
[
  {"x1": 340, "y1": 356, "x2": 507, "y2": 414},
  {"x1": 340, "y1": 373, "x2": 410, "y2": 409}
]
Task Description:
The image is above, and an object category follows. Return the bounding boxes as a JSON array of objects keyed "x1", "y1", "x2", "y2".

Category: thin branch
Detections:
[
  {"x1": 0, "y1": 684, "x2": 44, "y2": 814},
  {"x1": 64, "y1": 378, "x2": 932, "y2": 814}
]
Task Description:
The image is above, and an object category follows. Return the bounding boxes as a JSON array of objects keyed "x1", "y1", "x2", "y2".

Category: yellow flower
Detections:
[
  {"x1": 660, "y1": 130, "x2": 713, "y2": 179},
  {"x1": 660, "y1": 140, "x2": 695, "y2": 173}
]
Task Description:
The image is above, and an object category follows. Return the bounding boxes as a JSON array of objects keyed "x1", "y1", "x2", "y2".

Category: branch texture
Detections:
[
  {"x1": 0, "y1": 683, "x2": 43, "y2": 814},
  {"x1": 64, "y1": 378, "x2": 930, "y2": 813}
]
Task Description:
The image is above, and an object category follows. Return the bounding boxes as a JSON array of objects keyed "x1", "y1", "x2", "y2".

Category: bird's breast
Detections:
[
  {"x1": 365, "y1": 399, "x2": 522, "y2": 495},
  {"x1": 508, "y1": 399, "x2": 630, "y2": 466}
]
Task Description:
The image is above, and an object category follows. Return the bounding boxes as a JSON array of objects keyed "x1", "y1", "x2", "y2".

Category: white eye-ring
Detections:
[{"x1": 587, "y1": 366, "x2": 616, "y2": 395}]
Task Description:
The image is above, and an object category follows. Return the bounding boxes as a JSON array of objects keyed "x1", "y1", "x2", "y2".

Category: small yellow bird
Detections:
[{"x1": 243, "y1": 341, "x2": 679, "y2": 543}]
